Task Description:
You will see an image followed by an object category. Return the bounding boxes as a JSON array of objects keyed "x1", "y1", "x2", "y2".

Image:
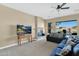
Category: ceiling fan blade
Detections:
[
  {"x1": 60, "y1": 3, "x2": 66, "y2": 8},
  {"x1": 61, "y1": 7, "x2": 69, "y2": 9}
]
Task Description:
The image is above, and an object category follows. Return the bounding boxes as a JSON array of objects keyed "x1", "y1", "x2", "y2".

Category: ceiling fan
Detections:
[
  {"x1": 56, "y1": 3, "x2": 70, "y2": 9},
  {"x1": 48, "y1": 3, "x2": 70, "y2": 18},
  {"x1": 51, "y1": 3, "x2": 70, "y2": 10}
]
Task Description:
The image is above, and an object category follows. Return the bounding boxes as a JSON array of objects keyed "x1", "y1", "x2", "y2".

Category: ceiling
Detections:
[{"x1": 1, "y1": 3, "x2": 79, "y2": 19}]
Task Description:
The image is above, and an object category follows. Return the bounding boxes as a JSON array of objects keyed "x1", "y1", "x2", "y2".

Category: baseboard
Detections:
[{"x1": 0, "y1": 40, "x2": 28, "y2": 50}]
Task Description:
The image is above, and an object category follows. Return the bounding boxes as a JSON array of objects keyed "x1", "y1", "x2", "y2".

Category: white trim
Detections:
[{"x1": 0, "y1": 40, "x2": 27, "y2": 50}]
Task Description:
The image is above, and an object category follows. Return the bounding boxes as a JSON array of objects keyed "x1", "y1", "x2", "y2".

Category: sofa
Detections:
[
  {"x1": 46, "y1": 32, "x2": 64, "y2": 43},
  {"x1": 50, "y1": 35, "x2": 79, "y2": 56},
  {"x1": 50, "y1": 39, "x2": 73, "y2": 56}
]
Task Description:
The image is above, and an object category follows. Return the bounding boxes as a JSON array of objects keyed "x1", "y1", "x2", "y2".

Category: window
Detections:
[{"x1": 56, "y1": 20, "x2": 78, "y2": 28}]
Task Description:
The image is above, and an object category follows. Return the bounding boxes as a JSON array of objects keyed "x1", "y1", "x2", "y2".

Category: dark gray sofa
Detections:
[{"x1": 46, "y1": 32, "x2": 64, "y2": 43}]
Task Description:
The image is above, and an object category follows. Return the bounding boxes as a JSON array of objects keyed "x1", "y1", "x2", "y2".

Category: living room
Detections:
[{"x1": 0, "y1": 3, "x2": 79, "y2": 56}]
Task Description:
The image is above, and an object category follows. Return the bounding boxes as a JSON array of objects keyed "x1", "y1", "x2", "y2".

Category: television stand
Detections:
[{"x1": 17, "y1": 34, "x2": 32, "y2": 45}]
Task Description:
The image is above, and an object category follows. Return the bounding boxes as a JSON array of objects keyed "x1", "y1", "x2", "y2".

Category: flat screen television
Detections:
[
  {"x1": 17, "y1": 25, "x2": 32, "y2": 34},
  {"x1": 23, "y1": 26, "x2": 32, "y2": 34}
]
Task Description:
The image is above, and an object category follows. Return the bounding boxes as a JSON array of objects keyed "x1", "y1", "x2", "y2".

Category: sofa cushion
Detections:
[
  {"x1": 50, "y1": 32, "x2": 64, "y2": 39},
  {"x1": 73, "y1": 44, "x2": 79, "y2": 55},
  {"x1": 58, "y1": 33, "x2": 64, "y2": 39},
  {"x1": 50, "y1": 48, "x2": 62, "y2": 56},
  {"x1": 49, "y1": 33, "x2": 54, "y2": 37}
]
